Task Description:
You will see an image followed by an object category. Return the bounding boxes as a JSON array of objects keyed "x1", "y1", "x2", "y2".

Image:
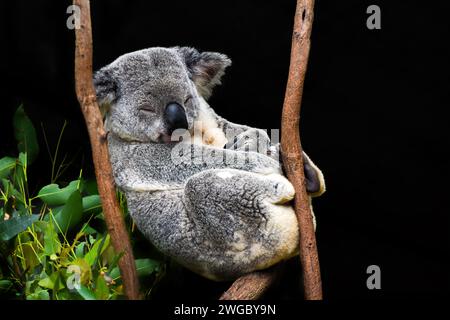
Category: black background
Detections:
[{"x1": 0, "y1": 0, "x2": 448, "y2": 300}]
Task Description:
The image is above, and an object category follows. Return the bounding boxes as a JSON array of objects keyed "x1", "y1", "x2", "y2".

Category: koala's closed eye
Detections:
[
  {"x1": 139, "y1": 104, "x2": 156, "y2": 114},
  {"x1": 184, "y1": 95, "x2": 193, "y2": 104}
]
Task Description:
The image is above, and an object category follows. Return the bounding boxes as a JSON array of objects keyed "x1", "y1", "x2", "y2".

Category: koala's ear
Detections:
[
  {"x1": 93, "y1": 66, "x2": 118, "y2": 115},
  {"x1": 176, "y1": 47, "x2": 231, "y2": 99}
]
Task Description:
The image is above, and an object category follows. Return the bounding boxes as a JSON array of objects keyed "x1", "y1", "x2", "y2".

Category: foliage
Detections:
[{"x1": 0, "y1": 105, "x2": 165, "y2": 300}]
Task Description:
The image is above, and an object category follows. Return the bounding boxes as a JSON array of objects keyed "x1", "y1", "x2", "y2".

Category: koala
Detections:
[{"x1": 94, "y1": 47, "x2": 325, "y2": 281}]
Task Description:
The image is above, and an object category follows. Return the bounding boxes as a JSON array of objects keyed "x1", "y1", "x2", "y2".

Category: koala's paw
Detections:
[
  {"x1": 224, "y1": 128, "x2": 271, "y2": 153},
  {"x1": 262, "y1": 173, "x2": 295, "y2": 205}
]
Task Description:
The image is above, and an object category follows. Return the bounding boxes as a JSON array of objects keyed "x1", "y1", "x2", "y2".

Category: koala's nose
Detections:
[{"x1": 164, "y1": 102, "x2": 188, "y2": 133}]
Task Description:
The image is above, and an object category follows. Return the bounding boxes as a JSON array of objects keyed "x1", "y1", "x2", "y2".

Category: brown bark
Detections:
[
  {"x1": 73, "y1": 0, "x2": 140, "y2": 300},
  {"x1": 220, "y1": 0, "x2": 321, "y2": 300},
  {"x1": 219, "y1": 266, "x2": 283, "y2": 300},
  {"x1": 280, "y1": 0, "x2": 322, "y2": 300}
]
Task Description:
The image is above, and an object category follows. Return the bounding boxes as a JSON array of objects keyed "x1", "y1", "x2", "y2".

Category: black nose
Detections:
[{"x1": 164, "y1": 102, "x2": 188, "y2": 133}]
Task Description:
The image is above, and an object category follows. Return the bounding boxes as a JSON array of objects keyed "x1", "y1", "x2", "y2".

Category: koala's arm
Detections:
[
  {"x1": 205, "y1": 107, "x2": 326, "y2": 197},
  {"x1": 107, "y1": 134, "x2": 282, "y2": 192}
]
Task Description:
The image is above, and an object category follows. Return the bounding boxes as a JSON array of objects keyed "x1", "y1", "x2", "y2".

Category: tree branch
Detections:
[
  {"x1": 219, "y1": 265, "x2": 283, "y2": 300},
  {"x1": 220, "y1": 0, "x2": 321, "y2": 300},
  {"x1": 280, "y1": 0, "x2": 322, "y2": 300},
  {"x1": 73, "y1": 0, "x2": 140, "y2": 300}
]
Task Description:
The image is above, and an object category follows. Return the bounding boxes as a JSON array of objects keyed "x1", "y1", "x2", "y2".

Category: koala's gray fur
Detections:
[{"x1": 94, "y1": 47, "x2": 325, "y2": 281}]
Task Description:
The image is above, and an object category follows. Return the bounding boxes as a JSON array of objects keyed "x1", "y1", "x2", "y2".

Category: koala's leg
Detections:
[
  {"x1": 183, "y1": 168, "x2": 300, "y2": 280},
  {"x1": 266, "y1": 143, "x2": 326, "y2": 197}
]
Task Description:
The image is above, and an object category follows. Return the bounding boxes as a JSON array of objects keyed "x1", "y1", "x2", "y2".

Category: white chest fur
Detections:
[{"x1": 190, "y1": 98, "x2": 228, "y2": 148}]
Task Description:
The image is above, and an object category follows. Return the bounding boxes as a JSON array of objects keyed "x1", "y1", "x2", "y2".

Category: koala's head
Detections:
[{"x1": 94, "y1": 47, "x2": 231, "y2": 143}]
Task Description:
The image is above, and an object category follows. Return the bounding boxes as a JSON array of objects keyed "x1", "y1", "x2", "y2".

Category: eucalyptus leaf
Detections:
[
  {"x1": 43, "y1": 219, "x2": 61, "y2": 256},
  {"x1": 77, "y1": 285, "x2": 96, "y2": 300},
  {"x1": 38, "y1": 276, "x2": 54, "y2": 290},
  {"x1": 75, "y1": 242, "x2": 85, "y2": 258},
  {"x1": 82, "y1": 195, "x2": 102, "y2": 214},
  {"x1": 80, "y1": 224, "x2": 98, "y2": 235},
  {"x1": 26, "y1": 289, "x2": 50, "y2": 300},
  {"x1": 110, "y1": 258, "x2": 162, "y2": 280},
  {"x1": 134, "y1": 258, "x2": 162, "y2": 277},
  {"x1": 13, "y1": 105, "x2": 39, "y2": 164},
  {"x1": 1, "y1": 178, "x2": 26, "y2": 205},
  {"x1": 18, "y1": 152, "x2": 27, "y2": 168},
  {"x1": 0, "y1": 157, "x2": 16, "y2": 180},
  {"x1": 95, "y1": 275, "x2": 109, "y2": 300},
  {"x1": 85, "y1": 234, "x2": 110, "y2": 266},
  {"x1": 53, "y1": 190, "x2": 83, "y2": 233},
  {"x1": 0, "y1": 280, "x2": 13, "y2": 291},
  {"x1": 0, "y1": 213, "x2": 39, "y2": 241},
  {"x1": 37, "y1": 180, "x2": 81, "y2": 206},
  {"x1": 22, "y1": 242, "x2": 40, "y2": 270}
]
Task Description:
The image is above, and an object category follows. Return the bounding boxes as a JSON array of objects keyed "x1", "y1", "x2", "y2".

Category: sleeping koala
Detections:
[{"x1": 94, "y1": 47, "x2": 325, "y2": 281}]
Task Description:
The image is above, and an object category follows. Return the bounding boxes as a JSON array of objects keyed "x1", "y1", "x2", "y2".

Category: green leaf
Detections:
[
  {"x1": 0, "y1": 280, "x2": 13, "y2": 291},
  {"x1": 44, "y1": 219, "x2": 61, "y2": 256},
  {"x1": 18, "y1": 152, "x2": 27, "y2": 168},
  {"x1": 0, "y1": 157, "x2": 16, "y2": 180},
  {"x1": 13, "y1": 105, "x2": 39, "y2": 164},
  {"x1": 85, "y1": 234, "x2": 110, "y2": 266},
  {"x1": 13, "y1": 153, "x2": 28, "y2": 190},
  {"x1": 53, "y1": 190, "x2": 83, "y2": 233},
  {"x1": 1, "y1": 178, "x2": 26, "y2": 206},
  {"x1": 80, "y1": 224, "x2": 97, "y2": 235},
  {"x1": 107, "y1": 251, "x2": 124, "y2": 274},
  {"x1": 38, "y1": 272, "x2": 65, "y2": 291},
  {"x1": 27, "y1": 289, "x2": 50, "y2": 300},
  {"x1": 109, "y1": 258, "x2": 162, "y2": 280},
  {"x1": 82, "y1": 195, "x2": 102, "y2": 214},
  {"x1": 0, "y1": 213, "x2": 39, "y2": 241},
  {"x1": 22, "y1": 242, "x2": 40, "y2": 270},
  {"x1": 77, "y1": 285, "x2": 96, "y2": 300},
  {"x1": 135, "y1": 258, "x2": 162, "y2": 277},
  {"x1": 75, "y1": 242, "x2": 85, "y2": 258},
  {"x1": 38, "y1": 276, "x2": 54, "y2": 290},
  {"x1": 37, "y1": 180, "x2": 81, "y2": 206},
  {"x1": 95, "y1": 275, "x2": 109, "y2": 300}
]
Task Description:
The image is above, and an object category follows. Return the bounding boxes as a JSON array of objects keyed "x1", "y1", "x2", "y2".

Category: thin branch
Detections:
[
  {"x1": 280, "y1": 0, "x2": 322, "y2": 300},
  {"x1": 73, "y1": 0, "x2": 140, "y2": 300},
  {"x1": 220, "y1": 0, "x2": 321, "y2": 300},
  {"x1": 219, "y1": 265, "x2": 283, "y2": 300}
]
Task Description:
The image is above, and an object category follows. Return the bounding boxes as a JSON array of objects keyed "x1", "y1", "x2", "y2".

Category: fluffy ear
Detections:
[
  {"x1": 93, "y1": 66, "x2": 118, "y2": 115},
  {"x1": 176, "y1": 47, "x2": 231, "y2": 99}
]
